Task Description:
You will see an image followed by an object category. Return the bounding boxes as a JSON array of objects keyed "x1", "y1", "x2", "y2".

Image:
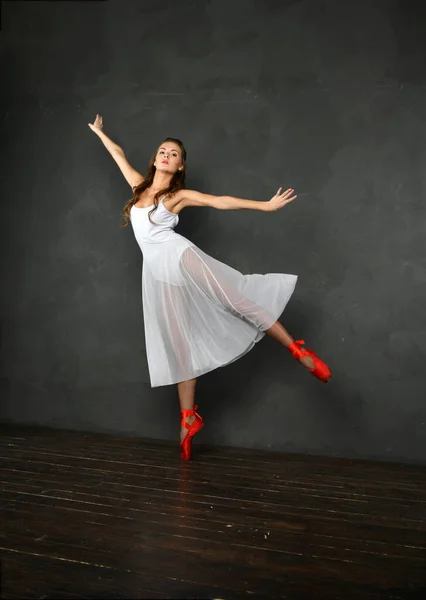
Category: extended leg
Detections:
[
  {"x1": 264, "y1": 321, "x2": 314, "y2": 369},
  {"x1": 180, "y1": 247, "x2": 277, "y2": 330},
  {"x1": 265, "y1": 321, "x2": 332, "y2": 382},
  {"x1": 179, "y1": 247, "x2": 330, "y2": 382}
]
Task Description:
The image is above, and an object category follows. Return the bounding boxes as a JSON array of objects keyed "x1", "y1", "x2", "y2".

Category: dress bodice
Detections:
[{"x1": 130, "y1": 196, "x2": 179, "y2": 247}]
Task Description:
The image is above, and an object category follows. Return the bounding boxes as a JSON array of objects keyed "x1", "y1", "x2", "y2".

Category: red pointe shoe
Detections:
[
  {"x1": 288, "y1": 340, "x2": 332, "y2": 382},
  {"x1": 180, "y1": 405, "x2": 204, "y2": 461}
]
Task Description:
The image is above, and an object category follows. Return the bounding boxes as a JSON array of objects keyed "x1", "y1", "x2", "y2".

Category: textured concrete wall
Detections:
[{"x1": 1, "y1": 0, "x2": 425, "y2": 462}]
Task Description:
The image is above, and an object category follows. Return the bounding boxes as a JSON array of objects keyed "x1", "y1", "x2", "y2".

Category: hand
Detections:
[
  {"x1": 88, "y1": 114, "x2": 103, "y2": 133},
  {"x1": 266, "y1": 187, "x2": 297, "y2": 212}
]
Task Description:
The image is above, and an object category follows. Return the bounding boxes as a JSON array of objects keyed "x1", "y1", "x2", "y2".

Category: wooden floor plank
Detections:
[
  {"x1": 3, "y1": 493, "x2": 426, "y2": 555},
  {"x1": 2, "y1": 478, "x2": 426, "y2": 555},
  {"x1": 1, "y1": 424, "x2": 425, "y2": 600},
  {"x1": 2, "y1": 444, "x2": 426, "y2": 499},
  {"x1": 2, "y1": 426, "x2": 425, "y2": 481},
  {"x1": 1, "y1": 461, "x2": 424, "y2": 511},
  {"x1": 2, "y1": 469, "x2": 425, "y2": 532},
  {"x1": 2, "y1": 553, "x2": 410, "y2": 600},
  {"x1": 2, "y1": 507, "x2": 425, "y2": 583}
]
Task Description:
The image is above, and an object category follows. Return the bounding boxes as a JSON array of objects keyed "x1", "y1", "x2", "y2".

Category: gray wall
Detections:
[{"x1": 1, "y1": 0, "x2": 425, "y2": 463}]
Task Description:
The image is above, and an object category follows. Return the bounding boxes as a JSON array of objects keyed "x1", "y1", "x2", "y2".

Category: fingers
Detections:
[
  {"x1": 275, "y1": 188, "x2": 294, "y2": 198},
  {"x1": 277, "y1": 192, "x2": 297, "y2": 208},
  {"x1": 270, "y1": 187, "x2": 297, "y2": 208},
  {"x1": 88, "y1": 114, "x2": 103, "y2": 130}
]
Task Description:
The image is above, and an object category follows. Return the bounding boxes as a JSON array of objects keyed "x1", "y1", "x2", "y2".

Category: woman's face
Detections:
[{"x1": 154, "y1": 142, "x2": 183, "y2": 174}]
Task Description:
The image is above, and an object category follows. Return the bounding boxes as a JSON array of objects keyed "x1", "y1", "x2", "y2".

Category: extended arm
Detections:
[
  {"x1": 177, "y1": 187, "x2": 297, "y2": 212},
  {"x1": 88, "y1": 115, "x2": 144, "y2": 189}
]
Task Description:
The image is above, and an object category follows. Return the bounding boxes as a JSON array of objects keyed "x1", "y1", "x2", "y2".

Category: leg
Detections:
[
  {"x1": 159, "y1": 282, "x2": 193, "y2": 380},
  {"x1": 177, "y1": 378, "x2": 197, "y2": 442},
  {"x1": 157, "y1": 284, "x2": 204, "y2": 455},
  {"x1": 179, "y1": 247, "x2": 330, "y2": 382},
  {"x1": 180, "y1": 247, "x2": 277, "y2": 330},
  {"x1": 264, "y1": 321, "x2": 314, "y2": 369}
]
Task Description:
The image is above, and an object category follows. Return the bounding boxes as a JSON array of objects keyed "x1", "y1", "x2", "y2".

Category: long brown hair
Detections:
[{"x1": 121, "y1": 137, "x2": 187, "y2": 227}]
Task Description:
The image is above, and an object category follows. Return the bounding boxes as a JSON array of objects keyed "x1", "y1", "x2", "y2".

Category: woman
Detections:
[{"x1": 88, "y1": 114, "x2": 332, "y2": 460}]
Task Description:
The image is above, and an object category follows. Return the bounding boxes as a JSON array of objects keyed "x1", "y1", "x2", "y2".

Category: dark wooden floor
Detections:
[{"x1": 0, "y1": 425, "x2": 425, "y2": 600}]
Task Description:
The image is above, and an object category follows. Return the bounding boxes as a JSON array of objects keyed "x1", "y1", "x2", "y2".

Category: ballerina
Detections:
[{"x1": 88, "y1": 114, "x2": 332, "y2": 460}]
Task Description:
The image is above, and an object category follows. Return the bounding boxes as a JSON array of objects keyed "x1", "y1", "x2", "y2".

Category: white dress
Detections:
[{"x1": 130, "y1": 196, "x2": 298, "y2": 387}]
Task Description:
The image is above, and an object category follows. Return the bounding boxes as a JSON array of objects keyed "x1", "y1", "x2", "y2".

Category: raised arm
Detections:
[
  {"x1": 176, "y1": 187, "x2": 297, "y2": 212},
  {"x1": 88, "y1": 114, "x2": 144, "y2": 189}
]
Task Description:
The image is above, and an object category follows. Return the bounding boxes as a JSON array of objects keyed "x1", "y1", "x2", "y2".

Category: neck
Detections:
[{"x1": 151, "y1": 171, "x2": 173, "y2": 192}]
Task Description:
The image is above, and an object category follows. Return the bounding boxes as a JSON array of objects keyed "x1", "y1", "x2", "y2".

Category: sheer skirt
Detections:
[{"x1": 142, "y1": 242, "x2": 297, "y2": 387}]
